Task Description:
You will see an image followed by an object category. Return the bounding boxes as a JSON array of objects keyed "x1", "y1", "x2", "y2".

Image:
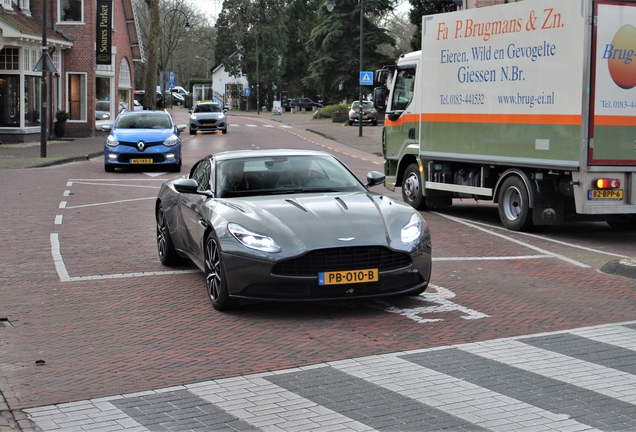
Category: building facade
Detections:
[{"x1": 0, "y1": 0, "x2": 142, "y2": 143}]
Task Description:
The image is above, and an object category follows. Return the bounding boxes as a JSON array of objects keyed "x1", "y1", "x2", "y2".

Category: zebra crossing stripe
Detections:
[{"x1": 24, "y1": 322, "x2": 636, "y2": 431}]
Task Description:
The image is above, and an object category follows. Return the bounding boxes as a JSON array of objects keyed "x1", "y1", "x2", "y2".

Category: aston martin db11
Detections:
[{"x1": 155, "y1": 149, "x2": 432, "y2": 310}]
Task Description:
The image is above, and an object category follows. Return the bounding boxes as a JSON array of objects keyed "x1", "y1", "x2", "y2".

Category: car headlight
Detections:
[
  {"x1": 217, "y1": 114, "x2": 225, "y2": 119},
  {"x1": 401, "y1": 213, "x2": 423, "y2": 244},
  {"x1": 106, "y1": 135, "x2": 119, "y2": 147},
  {"x1": 190, "y1": 114, "x2": 197, "y2": 120},
  {"x1": 228, "y1": 223, "x2": 281, "y2": 253},
  {"x1": 163, "y1": 134, "x2": 179, "y2": 147}
]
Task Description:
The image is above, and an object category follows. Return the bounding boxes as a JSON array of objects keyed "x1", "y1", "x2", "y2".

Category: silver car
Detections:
[
  {"x1": 188, "y1": 102, "x2": 227, "y2": 135},
  {"x1": 348, "y1": 100, "x2": 378, "y2": 126},
  {"x1": 155, "y1": 149, "x2": 432, "y2": 311}
]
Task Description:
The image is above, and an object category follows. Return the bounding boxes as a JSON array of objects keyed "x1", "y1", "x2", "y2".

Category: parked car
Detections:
[
  {"x1": 154, "y1": 149, "x2": 432, "y2": 311},
  {"x1": 95, "y1": 100, "x2": 111, "y2": 121},
  {"x1": 287, "y1": 97, "x2": 323, "y2": 112},
  {"x1": 102, "y1": 110, "x2": 186, "y2": 172},
  {"x1": 188, "y1": 101, "x2": 227, "y2": 135},
  {"x1": 348, "y1": 100, "x2": 378, "y2": 126},
  {"x1": 133, "y1": 90, "x2": 164, "y2": 109}
]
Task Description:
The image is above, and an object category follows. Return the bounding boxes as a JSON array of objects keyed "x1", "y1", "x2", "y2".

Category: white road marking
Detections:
[
  {"x1": 63, "y1": 190, "x2": 70, "y2": 196},
  {"x1": 373, "y1": 284, "x2": 490, "y2": 323},
  {"x1": 59, "y1": 201, "x2": 67, "y2": 208},
  {"x1": 65, "y1": 196, "x2": 155, "y2": 209},
  {"x1": 466, "y1": 218, "x2": 628, "y2": 258},
  {"x1": 70, "y1": 181, "x2": 161, "y2": 189},
  {"x1": 50, "y1": 233, "x2": 70, "y2": 282},
  {"x1": 54, "y1": 215, "x2": 63, "y2": 224},
  {"x1": 434, "y1": 212, "x2": 591, "y2": 268},
  {"x1": 433, "y1": 255, "x2": 548, "y2": 261}
]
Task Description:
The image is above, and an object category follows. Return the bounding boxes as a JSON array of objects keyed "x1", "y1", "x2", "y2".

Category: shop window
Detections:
[
  {"x1": 59, "y1": 0, "x2": 83, "y2": 22},
  {"x1": 24, "y1": 76, "x2": 41, "y2": 126},
  {"x1": 96, "y1": 76, "x2": 111, "y2": 120},
  {"x1": 0, "y1": 75, "x2": 20, "y2": 127},
  {"x1": 68, "y1": 73, "x2": 87, "y2": 121}
]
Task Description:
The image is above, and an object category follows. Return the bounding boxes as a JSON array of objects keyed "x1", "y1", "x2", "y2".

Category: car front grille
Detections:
[
  {"x1": 272, "y1": 246, "x2": 412, "y2": 276},
  {"x1": 118, "y1": 141, "x2": 165, "y2": 148}
]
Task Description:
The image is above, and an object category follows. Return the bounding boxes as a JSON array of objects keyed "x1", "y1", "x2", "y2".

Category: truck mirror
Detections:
[
  {"x1": 375, "y1": 69, "x2": 389, "y2": 85},
  {"x1": 373, "y1": 87, "x2": 387, "y2": 111}
]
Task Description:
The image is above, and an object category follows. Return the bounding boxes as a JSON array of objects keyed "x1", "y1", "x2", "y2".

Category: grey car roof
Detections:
[{"x1": 212, "y1": 149, "x2": 333, "y2": 162}]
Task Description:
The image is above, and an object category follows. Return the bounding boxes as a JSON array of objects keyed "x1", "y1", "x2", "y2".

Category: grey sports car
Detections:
[{"x1": 155, "y1": 149, "x2": 432, "y2": 311}]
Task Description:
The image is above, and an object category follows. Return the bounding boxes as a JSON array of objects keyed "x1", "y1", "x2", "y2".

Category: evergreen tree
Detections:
[
  {"x1": 303, "y1": 0, "x2": 395, "y2": 104},
  {"x1": 408, "y1": 0, "x2": 456, "y2": 51}
]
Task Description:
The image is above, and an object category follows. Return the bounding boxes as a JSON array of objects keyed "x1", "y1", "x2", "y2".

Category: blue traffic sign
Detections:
[
  {"x1": 244, "y1": 88, "x2": 251, "y2": 96},
  {"x1": 168, "y1": 81, "x2": 175, "y2": 88},
  {"x1": 359, "y1": 71, "x2": 373, "y2": 85}
]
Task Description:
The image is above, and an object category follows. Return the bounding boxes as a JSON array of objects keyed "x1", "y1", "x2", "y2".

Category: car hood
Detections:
[
  {"x1": 112, "y1": 129, "x2": 175, "y2": 142},
  {"x1": 212, "y1": 191, "x2": 419, "y2": 258}
]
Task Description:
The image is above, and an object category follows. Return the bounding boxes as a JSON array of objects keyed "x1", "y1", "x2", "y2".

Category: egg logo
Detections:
[{"x1": 603, "y1": 24, "x2": 636, "y2": 89}]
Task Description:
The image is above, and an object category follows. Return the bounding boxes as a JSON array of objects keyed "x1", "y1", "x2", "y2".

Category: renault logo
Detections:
[{"x1": 137, "y1": 141, "x2": 145, "y2": 151}]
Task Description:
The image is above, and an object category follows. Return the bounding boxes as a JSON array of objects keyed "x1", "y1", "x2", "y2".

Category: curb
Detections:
[
  {"x1": 28, "y1": 152, "x2": 104, "y2": 169},
  {"x1": 601, "y1": 257, "x2": 636, "y2": 279}
]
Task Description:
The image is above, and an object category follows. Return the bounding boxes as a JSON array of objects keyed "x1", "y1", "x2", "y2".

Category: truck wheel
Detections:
[
  {"x1": 402, "y1": 163, "x2": 427, "y2": 210},
  {"x1": 498, "y1": 176, "x2": 533, "y2": 231}
]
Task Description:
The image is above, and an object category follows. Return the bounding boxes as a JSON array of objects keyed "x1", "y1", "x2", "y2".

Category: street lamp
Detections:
[
  {"x1": 326, "y1": 0, "x2": 364, "y2": 137},
  {"x1": 163, "y1": 9, "x2": 190, "y2": 108},
  {"x1": 195, "y1": 56, "x2": 210, "y2": 79}
]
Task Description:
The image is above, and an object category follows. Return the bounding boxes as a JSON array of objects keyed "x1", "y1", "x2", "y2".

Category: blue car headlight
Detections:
[
  {"x1": 163, "y1": 134, "x2": 179, "y2": 147},
  {"x1": 401, "y1": 213, "x2": 423, "y2": 244},
  {"x1": 228, "y1": 223, "x2": 281, "y2": 253},
  {"x1": 106, "y1": 135, "x2": 119, "y2": 147}
]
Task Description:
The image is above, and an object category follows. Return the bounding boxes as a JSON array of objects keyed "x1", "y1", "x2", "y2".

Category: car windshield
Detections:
[
  {"x1": 352, "y1": 101, "x2": 373, "y2": 109},
  {"x1": 115, "y1": 113, "x2": 172, "y2": 129},
  {"x1": 216, "y1": 155, "x2": 363, "y2": 198},
  {"x1": 194, "y1": 104, "x2": 222, "y2": 113}
]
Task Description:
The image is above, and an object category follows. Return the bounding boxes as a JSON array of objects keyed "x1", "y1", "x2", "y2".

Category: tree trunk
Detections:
[{"x1": 143, "y1": 0, "x2": 160, "y2": 110}]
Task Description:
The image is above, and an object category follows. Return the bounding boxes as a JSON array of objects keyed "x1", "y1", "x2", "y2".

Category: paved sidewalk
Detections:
[{"x1": 0, "y1": 108, "x2": 382, "y2": 171}]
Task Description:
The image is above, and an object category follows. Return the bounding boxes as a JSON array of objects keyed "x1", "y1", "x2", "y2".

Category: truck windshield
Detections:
[{"x1": 391, "y1": 68, "x2": 416, "y2": 111}]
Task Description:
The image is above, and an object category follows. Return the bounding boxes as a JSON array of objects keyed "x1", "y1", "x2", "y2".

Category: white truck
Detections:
[{"x1": 375, "y1": 0, "x2": 636, "y2": 230}]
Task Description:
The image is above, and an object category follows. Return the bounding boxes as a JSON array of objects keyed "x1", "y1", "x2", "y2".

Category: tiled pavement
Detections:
[{"x1": 22, "y1": 321, "x2": 636, "y2": 431}]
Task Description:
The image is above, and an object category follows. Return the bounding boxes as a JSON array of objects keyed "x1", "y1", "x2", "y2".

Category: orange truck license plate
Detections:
[
  {"x1": 588, "y1": 189, "x2": 623, "y2": 200},
  {"x1": 318, "y1": 268, "x2": 378, "y2": 285}
]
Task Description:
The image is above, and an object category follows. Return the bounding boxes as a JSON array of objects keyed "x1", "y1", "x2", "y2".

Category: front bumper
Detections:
[
  {"x1": 104, "y1": 145, "x2": 180, "y2": 167},
  {"x1": 190, "y1": 119, "x2": 227, "y2": 132},
  {"x1": 221, "y1": 246, "x2": 431, "y2": 302}
]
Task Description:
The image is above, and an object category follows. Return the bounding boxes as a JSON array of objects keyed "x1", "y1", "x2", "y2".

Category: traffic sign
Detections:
[
  {"x1": 244, "y1": 88, "x2": 251, "y2": 96},
  {"x1": 359, "y1": 71, "x2": 373, "y2": 86},
  {"x1": 168, "y1": 80, "x2": 175, "y2": 88}
]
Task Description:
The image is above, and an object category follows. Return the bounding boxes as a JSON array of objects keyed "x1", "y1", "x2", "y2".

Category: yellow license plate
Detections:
[
  {"x1": 318, "y1": 268, "x2": 378, "y2": 285},
  {"x1": 589, "y1": 189, "x2": 623, "y2": 200},
  {"x1": 131, "y1": 158, "x2": 153, "y2": 164}
]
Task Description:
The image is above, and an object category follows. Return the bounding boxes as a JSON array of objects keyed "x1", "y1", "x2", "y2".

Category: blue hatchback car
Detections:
[{"x1": 103, "y1": 110, "x2": 186, "y2": 172}]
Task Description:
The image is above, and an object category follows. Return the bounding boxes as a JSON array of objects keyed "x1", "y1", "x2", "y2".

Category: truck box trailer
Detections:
[{"x1": 376, "y1": 0, "x2": 636, "y2": 230}]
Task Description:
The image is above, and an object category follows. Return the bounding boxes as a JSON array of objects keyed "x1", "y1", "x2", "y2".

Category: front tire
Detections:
[
  {"x1": 205, "y1": 233, "x2": 238, "y2": 311},
  {"x1": 401, "y1": 163, "x2": 427, "y2": 210},
  {"x1": 156, "y1": 204, "x2": 181, "y2": 266},
  {"x1": 498, "y1": 176, "x2": 533, "y2": 231},
  {"x1": 105, "y1": 164, "x2": 115, "y2": 172},
  {"x1": 222, "y1": 128, "x2": 228, "y2": 134}
]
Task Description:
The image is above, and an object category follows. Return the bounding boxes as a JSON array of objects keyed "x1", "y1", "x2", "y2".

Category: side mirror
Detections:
[
  {"x1": 365, "y1": 171, "x2": 386, "y2": 188},
  {"x1": 373, "y1": 87, "x2": 387, "y2": 111},
  {"x1": 386, "y1": 111, "x2": 401, "y2": 122},
  {"x1": 188, "y1": 109, "x2": 193, "y2": 114},
  {"x1": 176, "y1": 124, "x2": 186, "y2": 133},
  {"x1": 173, "y1": 178, "x2": 199, "y2": 194},
  {"x1": 375, "y1": 69, "x2": 389, "y2": 85}
]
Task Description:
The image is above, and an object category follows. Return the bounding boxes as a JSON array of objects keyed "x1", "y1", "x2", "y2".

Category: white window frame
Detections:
[{"x1": 58, "y1": 0, "x2": 84, "y2": 24}]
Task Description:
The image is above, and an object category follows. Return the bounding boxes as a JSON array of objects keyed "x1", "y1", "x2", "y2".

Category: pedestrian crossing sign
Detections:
[{"x1": 359, "y1": 71, "x2": 373, "y2": 85}]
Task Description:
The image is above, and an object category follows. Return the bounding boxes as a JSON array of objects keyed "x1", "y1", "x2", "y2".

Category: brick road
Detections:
[{"x1": 1, "y1": 112, "x2": 635, "y2": 431}]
